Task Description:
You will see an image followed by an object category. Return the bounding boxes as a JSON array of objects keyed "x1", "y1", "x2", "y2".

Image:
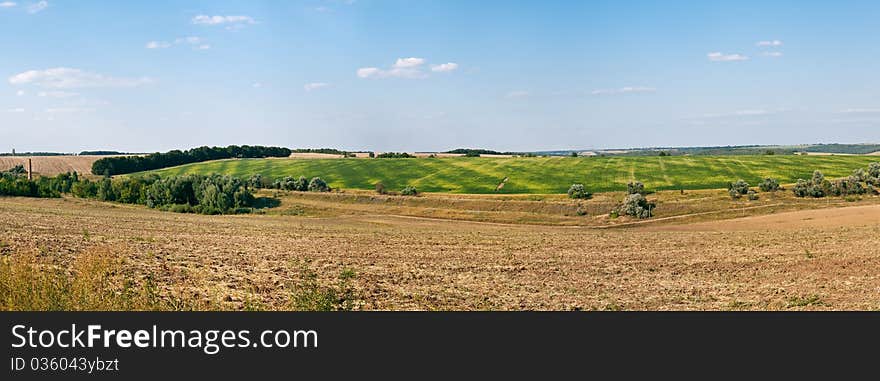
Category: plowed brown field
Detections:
[{"x1": 1, "y1": 192, "x2": 878, "y2": 311}]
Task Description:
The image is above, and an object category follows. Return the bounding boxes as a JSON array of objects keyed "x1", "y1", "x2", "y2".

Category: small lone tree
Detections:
[
  {"x1": 616, "y1": 193, "x2": 655, "y2": 219},
  {"x1": 400, "y1": 186, "x2": 418, "y2": 196},
  {"x1": 567, "y1": 184, "x2": 592, "y2": 199},
  {"x1": 375, "y1": 181, "x2": 386, "y2": 194}
]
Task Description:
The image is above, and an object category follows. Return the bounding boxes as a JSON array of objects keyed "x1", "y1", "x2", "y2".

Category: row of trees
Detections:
[
  {"x1": 0, "y1": 170, "x2": 79, "y2": 198},
  {"x1": 91, "y1": 145, "x2": 292, "y2": 176},
  {"x1": 263, "y1": 176, "x2": 331, "y2": 192},
  {"x1": 375, "y1": 152, "x2": 414, "y2": 158},
  {"x1": 1, "y1": 168, "x2": 258, "y2": 214}
]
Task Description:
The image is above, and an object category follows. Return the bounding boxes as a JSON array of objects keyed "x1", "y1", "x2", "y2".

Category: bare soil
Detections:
[{"x1": 2, "y1": 191, "x2": 878, "y2": 311}]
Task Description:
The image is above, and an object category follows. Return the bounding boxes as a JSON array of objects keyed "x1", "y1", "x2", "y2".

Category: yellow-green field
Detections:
[{"x1": 141, "y1": 155, "x2": 879, "y2": 193}]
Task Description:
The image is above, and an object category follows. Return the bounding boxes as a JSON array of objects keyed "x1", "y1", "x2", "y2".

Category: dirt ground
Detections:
[{"x1": 1, "y1": 192, "x2": 878, "y2": 311}]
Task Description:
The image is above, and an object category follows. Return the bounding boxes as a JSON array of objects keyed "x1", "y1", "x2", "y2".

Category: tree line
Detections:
[{"x1": 91, "y1": 145, "x2": 292, "y2": 176}]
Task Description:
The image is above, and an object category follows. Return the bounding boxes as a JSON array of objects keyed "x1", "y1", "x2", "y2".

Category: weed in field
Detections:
[
  {"x1": 289, "y1": 261, "x2": 359, "y2": 311},
  {"x1": 0, "y1": 247, "x2": 168, "y2": 311},
  {"x1": 786, "y1": 295, "x2": 824, "y2": 308}
]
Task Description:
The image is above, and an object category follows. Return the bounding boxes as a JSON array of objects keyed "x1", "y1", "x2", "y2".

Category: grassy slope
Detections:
[{"x1": 140, "y1": 155, "x2": 879, "y2": 194}]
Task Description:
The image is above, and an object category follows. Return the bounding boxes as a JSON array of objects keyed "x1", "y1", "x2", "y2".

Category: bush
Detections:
[
  {"x1": 615, "y1": 193, "x2": 655, "y2": 219},
  {"x1": 308, "y1": 177, "x2": 330, "y2": 192},
  {"x1": 626, "y1": 181, "x2": 646, "y2": 195},
  {"x1": 567, "y1": 184, "x2": 592, "y2": 199},
  {"x1": 830, "y1": 176, "x2": 866, "y2": 196},
  {"x1": 759, "y1": 178, "x2": 780, "y2": 192},
  {"x1": 747, "y1": 190, "x2": 759, "y2": 201},
  {"x1": 375, "y1": 182, "x2": 386, "y2": 194},
  {"x1": 400, "y1": 186, "x2": 419, "y2": 196},
  {"x1": 793, "y1": 170, "x2": 830, "y2": 198},
  {"x1": 728, "y1": 180, "x2": 750, "y2": 199}
]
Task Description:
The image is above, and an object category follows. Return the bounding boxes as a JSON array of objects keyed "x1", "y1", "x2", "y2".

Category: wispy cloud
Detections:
[
  {"x1": 0, "y1": 2, "x2": 16, "y2": 8},
  {"x1": 15, "y1": 90, "x2": 24, "y2": 96},
  {"x1": 192, "y1": 15, "x2": 256, "y2": 30},
  {"x1": 358, "y1": 58, "x2": 458, "y2": 79},
  {"x1": 26, "y1": 0, "x2": 46, "y2": 14},
  {"x1": 304, "y1": 82, "x2": 329, "y2": 91},
  {"x1": 707, "y1": 52, "x2": 749, "y2": 62},
  {"x1": 431, "y1": 63, "x2": 459, "y2": 73},
  {"x1": 762, "y1": 51, "x2": 783, "y2": 57},
  {"x1": 146, "y1": 36, "x2": 206, "y2": 50},
  {"x1": 358, "y1": 57, "x2": 428, "y2": 79},
  {"x1": 37, "y1": 90, "x2": 79, "y2": 98},
  {"x1": 838, "y1": 108, "x2": 880, "y2": 114},
  {"x1": 9, "y1": 68, "x2": 152, "y2": 89},
  {"x1": 756, "y1": 40, "x2": 783, "y2": 47},
  {"x1": 4, "y1": 108, "x2": 25, "y2": 113},
  {"x1": 505, "y1": 90, "x2": 529, "y2": 99},
  {"x1": 592, "y1": 86, "x2": 656, "y2": 95},
  {"x1": 146, "y1": 41, "x2": 171, "y2": 49}
]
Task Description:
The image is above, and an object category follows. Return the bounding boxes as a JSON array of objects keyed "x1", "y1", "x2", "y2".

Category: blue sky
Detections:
[{"x1": 2, "y1": 0, "x2": 880, "y2": 152}]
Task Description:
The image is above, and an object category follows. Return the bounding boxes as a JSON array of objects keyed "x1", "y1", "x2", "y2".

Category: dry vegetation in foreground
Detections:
[{"x1": 1, "y1": 191, "x2": 879, "y2": 311}]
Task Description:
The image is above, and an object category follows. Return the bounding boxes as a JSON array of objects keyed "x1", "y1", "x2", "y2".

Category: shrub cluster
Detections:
[
  {"x1": 567, "y1": 184, "x2": 592, "y2": 199},
  {"x1": 792, "y1": 164, "x2": 880, "y2": 198},
  {"x1": 92, "y1": 145, "x2": 291, "y2": 176},
  {"x1": 400, "y1": 186, "x2": 419, "y2": 196}
]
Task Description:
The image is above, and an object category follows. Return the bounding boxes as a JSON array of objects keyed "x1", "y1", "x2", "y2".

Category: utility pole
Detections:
[{"x1": 27, "y1": 158, "x2": 33, "y2": 180}]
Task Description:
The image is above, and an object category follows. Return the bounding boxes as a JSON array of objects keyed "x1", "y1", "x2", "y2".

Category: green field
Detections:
[{"x1": 140, "y1": 155, "x2": 879, "y2": 194}]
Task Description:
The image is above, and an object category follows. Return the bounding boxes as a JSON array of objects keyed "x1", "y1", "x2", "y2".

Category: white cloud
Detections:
[
  {"x1": 357, "y1": 57, "x2": 450, "y2": 79},
  {"x1": 192, "y1": 15, "x2": 256, "y2": 29},
  {"x1": 393, "y1": 57, "x2": 425, "y2": 69},
  {"x1": 252, "y1": 82, "x2": 263, "y2": 88},
  {"x1": 15, "y1": 90, "x2": 24, "y2": 96},
  {"x1": 26, "y1": 0, "x2": 46, "y2": 14},
  {"x1": 762, "y1": 51, "x2": 783, "y2": 57},
  {"x1": 0, "y1": 2, "x2": 16, "y2": 8},
  {"x1": 431, "y1": 63, "x2": 459, "y2": 73},
  {"x1": 356, "y1": 67, "x2": 381, "y2": 78},
  {"x1": 505, "y1": 90, "x2": 529, "y2": 99},
  {"x1": 146, "y1": 41, "x2": 171, "y2": 49},
  {"x1": 592, "y1": 86, "x2": 656, "y2": 95},
  {"x1": 4, "y1": 108, "x2": 25, "y2": 113},
  {"x1": 9, "y1": 68, "x2": 152, "y2": 89},
  {"x1": 37, "y1": 90, "x2": 78, "y2": 98},
  {"x1": 707, "y1": 52, "x2": 749, "y2": 62},
  {"x1": 756, "y1": 40, "x2": 783, "y2": 47},
  {"x1": 304, "y1": 82, "x2": 329, "y2": 91},
  {"x1": 147, "y1": 37, "x2": 206, "y2": 50}
]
